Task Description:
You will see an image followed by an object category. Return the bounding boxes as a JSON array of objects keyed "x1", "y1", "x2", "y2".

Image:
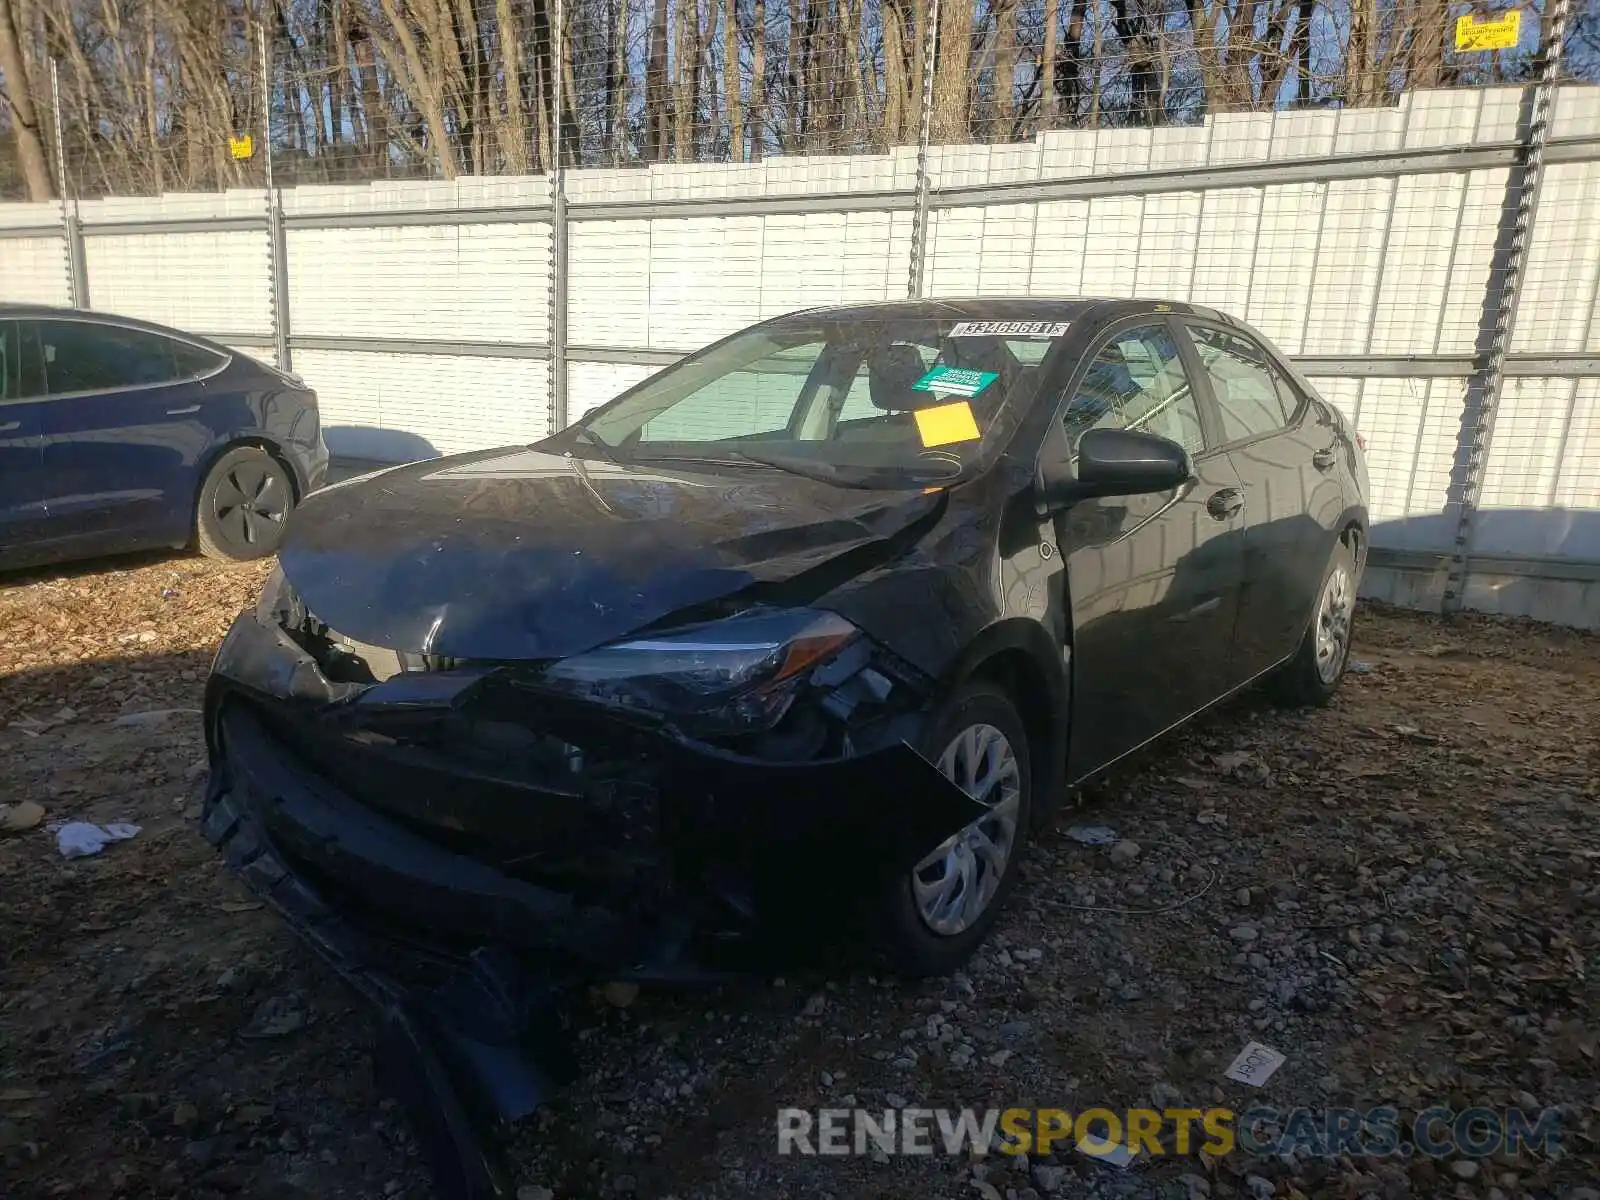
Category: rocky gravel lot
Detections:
[{"x1": 1, "y1": 553, "x2": 1597, "y2": 1200}]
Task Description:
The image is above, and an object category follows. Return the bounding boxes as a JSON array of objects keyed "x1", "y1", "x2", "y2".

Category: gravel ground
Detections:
[{"x1": 1, "y1": 553, "x2": 1597, "y2": 1200}]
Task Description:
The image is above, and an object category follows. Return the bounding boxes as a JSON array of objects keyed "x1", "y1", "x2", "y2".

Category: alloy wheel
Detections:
[
  {"x1": 1314, "y1": 563, "x2": 1353, "y2": 684},
  {"x1": 912, "y1": 722, "x2": 1022, "y2": 936}
]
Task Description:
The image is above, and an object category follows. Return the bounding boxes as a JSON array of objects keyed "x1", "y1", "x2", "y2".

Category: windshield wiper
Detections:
[{"x1": 630, "y1": 448, "x2": 865, "y2": 487}]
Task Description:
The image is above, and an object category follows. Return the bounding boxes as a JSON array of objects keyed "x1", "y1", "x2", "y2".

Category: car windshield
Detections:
[{"x1": 563, "y1": 317, "x2": 1069, "y2": 487}]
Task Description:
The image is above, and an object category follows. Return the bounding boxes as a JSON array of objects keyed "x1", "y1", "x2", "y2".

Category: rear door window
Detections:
[
  {"x1": 1185, "y1": 326, "x2": 1296, "y2": 443},
  {"x1": 18, "y1": 324, "x2": 48, "y2": 398},
  {"x1": 37, "y1": 320, "x2": 189, "y2": 394}
]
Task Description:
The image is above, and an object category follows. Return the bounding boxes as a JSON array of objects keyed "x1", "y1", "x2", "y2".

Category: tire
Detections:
[
  {"x1": 1270, "y1": 539, "x2": 1357, "y2": 708},
  {"x1": 195, "y1": 446, "x2": 296, "y2": 562},
  {"x1": 871, "y1": 681, "x2": 1033, "y2": 977}
]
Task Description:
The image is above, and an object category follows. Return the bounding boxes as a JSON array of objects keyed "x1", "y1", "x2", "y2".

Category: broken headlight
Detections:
[{"x1": 536, "y1": 608, "x2": 858, "y2": 736}]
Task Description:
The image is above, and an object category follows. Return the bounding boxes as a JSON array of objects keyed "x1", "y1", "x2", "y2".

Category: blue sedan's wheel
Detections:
[{"x1": 196, "y1": 446, "x2": 295, "y2": 561}]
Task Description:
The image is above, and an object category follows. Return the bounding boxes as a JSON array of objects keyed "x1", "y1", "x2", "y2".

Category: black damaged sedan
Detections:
[{"x1": 202, "y1": 298, "x2": 1367, "y2": 1189}]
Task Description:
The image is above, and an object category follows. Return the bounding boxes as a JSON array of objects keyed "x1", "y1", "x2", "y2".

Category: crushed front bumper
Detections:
[{"x1": 201, "y1": 610, "x2": 985, "y2": 1198}]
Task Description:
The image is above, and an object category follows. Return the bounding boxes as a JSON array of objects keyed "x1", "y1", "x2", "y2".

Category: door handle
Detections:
[
  {"x1": 166, "y1": 404, "x2": 201, "y2": 416},
  {"x1": 0, "y1": 420, "x2": 19, "y2": 433},
  {"x1": 1312, "y1": 446, "x2": 1338, "y2": 471},
  {"x1": 1206, "y1": 488, "x2": 1244, "y2": 521}
]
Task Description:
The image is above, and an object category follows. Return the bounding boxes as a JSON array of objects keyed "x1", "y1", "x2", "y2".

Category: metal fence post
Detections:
[
  {"x1": 49, "y1": 59, "x2": 88, "y2": 308},
  {"x1": 260, "y1": 29, "x2": 292, "y2": 374},
  {"x1": 906, "y1": 0, "x2": 940, "y2": 299},
  {"x1": 548, "y1": 0, "x2": 570, "y2": 431},
  {"x1": 1441, "y1": 0, "x2": 1572, "y2": 615}
]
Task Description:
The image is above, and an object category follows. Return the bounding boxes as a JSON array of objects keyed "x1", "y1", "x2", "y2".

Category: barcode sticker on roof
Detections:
[{"x1": 949, "y1": 321, "x2": 1070, "y2": 338}]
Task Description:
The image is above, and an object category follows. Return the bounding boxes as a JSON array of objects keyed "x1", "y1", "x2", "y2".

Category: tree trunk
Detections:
[
  {"x1": 608, "y1": 0, "x2": 628, "y2": 162},
  {"x1": 647, "y1": 0, "x2": 670, "y2": 159},
  {"x1": 673, "y1": 0, "x2": 694, "y2": 161},
  {"x1": 1088, "y1": 0, "x2": 1102, "y2": 127},
  {"x1": 560, "y1": 5, "x2": 579, "y2": 165},
  {"x1": 930, "y1": 0, "x2": 972, "y2": 143},
  {"x1": 349, "y1": 21, "x2": 388, "y2": 164},
  {"x1": 0, "y1": 0, "x2": 56, "y2": 199},
  {"x1": 784, "y1": 0, "x2": 801, "y2": 149},
  {"x1": 911, "y1": 0, "x2": 927, "y2": 134},
  {"x1": 494, "y1": 0, "x2": 529, "y2": 171},
  {"x1": 1110, "y1": 0, "x2": 1158, "y2": 124},
  {"x1": 1182, "y1": 0, "x2": 1221, "y2": 115},
  {"x1": 841, "y1": 0, "x2": 860, "y2": 148},
  {"x1": 992, "y1": 0, "x2": 1016, "y2": 138},
  {"x1": 802, "y1": 0, "x2": 826, "y2": 149},
  {"x1": 375, "y1": 0, "x2": 463, "y2": 176},
  {"x1": 723, "y1": 0, "x2": 742, "y2": 158},
  {"x1": 749, "y1": 0, "x2": 764, "y2": 158},
  {"x1": 329, "y1": 1, "x2": 349, "y2": 152},
  {"x1": 1409, "y1": 0, "x2": 1448, "y2": 89},
  {"x1": 1040, "y1": 0, "x2": 1058, "y2": 129},
  {"x1": 1346, "y1": 0, "x2": 1374, "y2": 106},
  {"x1": 145, "y1": 2, "x2": 163, "y2": 191},
  {"x1": 882, "y1": 0, "x2": 910, "y2": 143}
]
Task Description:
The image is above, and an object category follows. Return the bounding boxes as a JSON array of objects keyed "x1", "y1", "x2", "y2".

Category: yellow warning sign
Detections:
[
  {"x1": 914, "y1": 400, "x2": 982, "y2": 448},
  {"x1": 1455, "y1": 10, "x2": 1521, "y2": 52},
  {"x1": 229, "y1": 134, "x2": 255, "y2": 161}
]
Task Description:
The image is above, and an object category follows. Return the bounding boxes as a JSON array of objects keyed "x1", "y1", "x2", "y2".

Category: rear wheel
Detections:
[
  {"x1": 196, "y1": 446, "x2": 295, "y2": 561},
  {"x1": 872, "y1": 681, "x2": 1033, "y2": 977},
  {"x1": 1270, "y1": 539, "x2": 1356, "y2": 707}
]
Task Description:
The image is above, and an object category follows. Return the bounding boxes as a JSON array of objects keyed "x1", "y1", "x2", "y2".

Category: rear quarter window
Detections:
[{"x1": 172, "y1": 341, "x2": 229, "y2": 379}]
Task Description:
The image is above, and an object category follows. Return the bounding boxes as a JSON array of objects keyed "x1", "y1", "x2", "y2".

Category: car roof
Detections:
[
  {"x1": 0, "y1": 303, "x2": 236, "y2": 355},
  {"x1": 767, "y1": 296, "x2": 1231, "y2": 327}
]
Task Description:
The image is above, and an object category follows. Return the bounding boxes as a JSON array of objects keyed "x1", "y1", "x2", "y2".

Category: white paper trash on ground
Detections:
[
  {"x1": 1224, "y1": 1041, "x2": 1286, "y2": 1086},
  {"x1": 57, "y1": 822, "x2": 141, "y2": 859}
]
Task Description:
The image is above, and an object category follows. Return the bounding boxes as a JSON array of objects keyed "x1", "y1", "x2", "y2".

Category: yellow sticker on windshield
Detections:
[{"x1": 915, "y1": 401, "x2": 982, "y2": 448}]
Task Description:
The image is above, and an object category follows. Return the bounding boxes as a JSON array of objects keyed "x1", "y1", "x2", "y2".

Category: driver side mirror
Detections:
[{"x1": 1038, "y1": 427, "x2": 1193, "y2": 509}]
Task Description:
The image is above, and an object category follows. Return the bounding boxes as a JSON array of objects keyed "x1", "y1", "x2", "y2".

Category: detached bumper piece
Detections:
[
  {"x1": 202, "y1": 612, "x2": 986, "y2": 1199},
  {"x1": 203, "y1": 711, "x2": 583, "y2": 1200}
]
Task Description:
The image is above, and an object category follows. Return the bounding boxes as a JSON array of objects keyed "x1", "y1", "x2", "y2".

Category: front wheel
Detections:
[
  {"x1": 871, "y1": 681, "x2": 1033, "y2": 977},
  {"x1": 195, "y1": 446, "x2": 296, "y2": 561},
  {"x1": 1270, "y1": 539, "x2": 1356, "y2": 707}
]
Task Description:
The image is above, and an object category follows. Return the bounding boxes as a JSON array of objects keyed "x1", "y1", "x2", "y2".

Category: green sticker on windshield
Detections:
[{"x1": 913, "y1": 366, "x2": 998, "y2": 398}]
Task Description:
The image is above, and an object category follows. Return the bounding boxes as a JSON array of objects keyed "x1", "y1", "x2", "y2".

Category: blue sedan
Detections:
[{"x1": 0, "y1": 305, "x2": 327, "y2": 570}]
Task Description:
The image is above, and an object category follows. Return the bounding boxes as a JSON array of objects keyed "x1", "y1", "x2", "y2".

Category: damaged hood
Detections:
[{"x1": 280, "y1": 447, "x2": 943, "y2": 659}]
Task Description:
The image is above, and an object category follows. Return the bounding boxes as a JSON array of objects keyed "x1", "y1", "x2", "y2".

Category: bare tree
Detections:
[
  {"x1": 9, "y1": 0, "x2": 1596, "y2": 197},
  {"x1": 881, "y1": 0, "x2": 914, "y2": 143},
  {"x1": 749, "y1": 0, "x2": 764, "y2": 157},
  {"x1": 992, "y1": 0, "x2": 1017, "y2": 136},
  {"x1": 1039, "y1": 0, "x2": 1058, "y2": 128},
  {"x1": 607, "y1": 0, "x2": 629, "y2": 161},
  {"x1": 646, "y1": 0, "x2": 670, "y2": 159},
  {"x1": 930, "y1": 0, "x2": 973, "y2": 141},
  {"x1": 0, "y1": 0, "x2": 50, "y2": 199},
  {"x1": 723, "y1": 0, "x2": 742, "y2": 159}
]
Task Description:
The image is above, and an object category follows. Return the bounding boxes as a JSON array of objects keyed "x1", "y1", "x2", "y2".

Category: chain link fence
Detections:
[{"x1": 0, "y1": 0, "x2": 1597, "y2": 622}]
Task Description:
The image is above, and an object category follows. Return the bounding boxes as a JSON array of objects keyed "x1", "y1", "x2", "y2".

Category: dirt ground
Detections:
[{"x1": 1, "y1": 553, "x2": 1596, "y2": 1200}]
